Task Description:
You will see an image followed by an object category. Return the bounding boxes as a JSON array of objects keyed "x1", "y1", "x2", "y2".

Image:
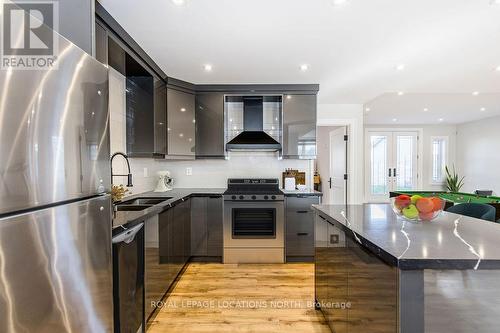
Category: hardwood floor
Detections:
[{"x1": 147, "y1": 263, "x2": 331, "y2": 333}]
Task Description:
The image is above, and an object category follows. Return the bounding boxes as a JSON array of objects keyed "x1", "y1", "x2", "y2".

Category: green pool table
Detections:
[{"x1": 390, "y1": 191, "x2": 500, "y2": 221}]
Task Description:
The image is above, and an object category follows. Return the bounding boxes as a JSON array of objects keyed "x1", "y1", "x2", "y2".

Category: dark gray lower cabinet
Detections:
[
  {"x1": 206, "y1": 197, "x2": 223, "y2": 256},
  {"x1": 145, "y1": 214, "x2": 172, "y2": 319},
  {"x1": 286, "y1": 195, "x2": 320, "y2": 261},
  {"x1": 146, "y1": 199, "x2": 191, "y2": 321},
  {"x1": 190, "y1": 196, "x2": 223, "y2": 259},
  {"x1": 315, "y1": 214, "x2": 397, "y2": 333}
]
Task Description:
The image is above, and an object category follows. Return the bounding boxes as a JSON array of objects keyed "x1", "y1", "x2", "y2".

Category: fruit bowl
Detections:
[{"x1": 391, "y1": 194, "x2": 445, "y2": 222}]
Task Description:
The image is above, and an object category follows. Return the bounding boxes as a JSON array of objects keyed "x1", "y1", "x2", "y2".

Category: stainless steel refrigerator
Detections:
[{"x1": 0, "y1": 10, "x2": 113, "y2": 333}]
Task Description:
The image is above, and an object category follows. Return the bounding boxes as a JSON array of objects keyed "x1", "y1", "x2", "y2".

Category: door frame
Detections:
[
  {"x1": 364, "y1": 128, "x2": 424, "y2": 203},
  {"x1": 318, "y1": 117, "x2": 362, "y2": 204}
]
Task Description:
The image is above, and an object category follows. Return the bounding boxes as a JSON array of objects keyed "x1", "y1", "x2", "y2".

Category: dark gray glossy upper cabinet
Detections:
[
  {"x1": 167, "y1": 88, "x2": 196, "y2": 159},
  {"x1": 94, "y1": 22, "x2": 107, "y2": 65},
  {"x1": 154, "y1": 78, "x2": 167, "y2": 157},
  {"x1": 126, "y1": 75, "x2": 154, "y2": 157},
  {"x1": 195, "y1": 93, "x2": 225, "y2": 159},
  {"x1": 282, "y1": 94, "x2": 317, "y2": 159},
  {"x1": 107, "y1": 37, "x2": 126, "y2": 75}
]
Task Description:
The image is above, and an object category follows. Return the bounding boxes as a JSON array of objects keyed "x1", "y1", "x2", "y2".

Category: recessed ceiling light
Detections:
[
  {"x1": 480, "y1": 107, "x2": 486, "y2": 111},
  {"x1": 490, "y1": 0, "x2": 500, "y2": 5},
  {"x1": 397, "y1": 91, "x2": 404, "y2": 96},
  {"x1": 332, "y1": 0, "x2": 348, "y2": 5},
  {"x1": 472, "y1": 91, "x2": 479, "y2": 96},
  {"x1": 423, "y1": 108, "x2": 429, "y2": 112},
  {"x1": 438, "y1": 118, "x2": 444, "y2": 122},
  {"x1": 392, "y1": 118, "x2": 397, "y2": 122},
  {"x1": 496, "y1": 65, "x2": 500, "y2": 71},
  {"x1": 171, "y1": 0, "x2": 185, "y2": 5},
  {"x1": 395, "y1": 64, "x2": 406, "y2": 71},
  {"x1": 365, "y1": 107, "x2": 371, "y2": 112},
  {"x1": 204, "y1": 64, "x2": 212, "y2": 72},
  {"x1": 300, "y1": 64, "x2": 309, "y2": 71}
]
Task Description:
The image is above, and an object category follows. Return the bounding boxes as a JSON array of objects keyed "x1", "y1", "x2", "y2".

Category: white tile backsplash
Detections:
[{"x1": 121, "y1": 155, "x2": 312, "y2": 196}]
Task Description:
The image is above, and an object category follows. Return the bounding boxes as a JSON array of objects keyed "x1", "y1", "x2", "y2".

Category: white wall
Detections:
[
  {"x1": 317, "y1": 104, "x2": 364, "y2": 204},
  {"x1": 364, "y1": 124, "x2": 457, "y2": 192},
  {"x1": 456, "y1": 116, "x2": 500, "y2": 195}
]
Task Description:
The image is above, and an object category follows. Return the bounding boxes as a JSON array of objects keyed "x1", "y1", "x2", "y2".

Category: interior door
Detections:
[
  {"x1": 366, "y1": 131, "x2": 419, "y2": 202},
  {"x1": 329, "y1": 127, "x2": 347, "y2": 205}
]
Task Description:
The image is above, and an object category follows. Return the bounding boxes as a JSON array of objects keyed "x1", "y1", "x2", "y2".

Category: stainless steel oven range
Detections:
[{"x1": 223, "y1": 179, "x2": 285, "y2": 263}]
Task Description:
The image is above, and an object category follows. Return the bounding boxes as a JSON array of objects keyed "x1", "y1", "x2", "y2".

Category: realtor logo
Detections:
[{"x1": 1, "y1": 0, "x2": 58, "y2": 69}]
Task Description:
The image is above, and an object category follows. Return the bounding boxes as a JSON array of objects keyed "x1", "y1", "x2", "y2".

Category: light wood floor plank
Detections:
[{"x1": 147, "y1": 263, "x2": 330, "y2": 333}]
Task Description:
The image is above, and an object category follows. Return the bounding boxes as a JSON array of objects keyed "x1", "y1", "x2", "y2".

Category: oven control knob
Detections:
[
  {"x1": 252, "y1": 195, "x2": 257, "y2": 200},
  {"x1": 264, "y1": 195, "x2": 269, "y2": 200},
  {"x1": 239, "y1": 195, "x2": 244, "y2": 200},
  {"x1": 232, "y1": 195, "x2": 237, "y2": 200},
  {"x1": 271, "y1": 195, "x2": 276, "y2": 200}
]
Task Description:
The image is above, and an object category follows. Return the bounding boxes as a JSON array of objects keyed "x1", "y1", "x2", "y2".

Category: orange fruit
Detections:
[
  {"x1": 419, "y1": 211, "x2": 434, "y2": 221},
  {"x1": 416, "y1": 197, "x2": 434, "y2": 214},
  {"x1": 431, "y1": 197, "x2": 443, "y2": 212}
]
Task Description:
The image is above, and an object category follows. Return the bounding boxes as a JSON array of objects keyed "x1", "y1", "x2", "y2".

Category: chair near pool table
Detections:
[{"x1": 446, "y1": 203, "x2": 496, "y2": 222}]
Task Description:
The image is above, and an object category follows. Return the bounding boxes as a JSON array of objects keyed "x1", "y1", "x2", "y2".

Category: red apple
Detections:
[
  {"x1": 416, "y1": 197, "x2": 434, "y2": 214},
  {"x1": 395, "y1": 195, "x2": 411, "y2": 209}
]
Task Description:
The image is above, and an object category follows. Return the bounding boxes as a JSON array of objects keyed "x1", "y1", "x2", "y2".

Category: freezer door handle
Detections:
[{"x1": 112, "y1": 223, "x2": 144, "y2": 244}]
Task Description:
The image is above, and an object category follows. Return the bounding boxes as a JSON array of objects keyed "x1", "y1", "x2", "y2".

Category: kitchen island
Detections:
[{"x1": 313, "y1": 204, "x2": 500, "y2": 333}]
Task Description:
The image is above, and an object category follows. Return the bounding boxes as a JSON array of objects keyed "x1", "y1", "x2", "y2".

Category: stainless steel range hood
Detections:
[{"x1": 226, "y1": 96, "x2": 282, "y2": 151}]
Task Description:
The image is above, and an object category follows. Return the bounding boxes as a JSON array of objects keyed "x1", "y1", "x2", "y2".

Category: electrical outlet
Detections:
[
  {"x1": 143, "y1": 168, "x2": 148, "y2": 177},
  {"x1": 186, "y1": 167, "x2": 192, "y2": 176}
]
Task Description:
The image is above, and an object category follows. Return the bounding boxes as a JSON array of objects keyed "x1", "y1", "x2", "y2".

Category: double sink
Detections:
[{"x1": 115, "y1": 197, "x2": 173, "y2": 211}]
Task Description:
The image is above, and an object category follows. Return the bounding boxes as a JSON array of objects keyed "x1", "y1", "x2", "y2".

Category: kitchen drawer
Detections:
[
  {"x1": 286, "y1": 211, "x2": 314, "y2": 233},
  {"x1": 286, "y1": 196, "x2": 319, "y2": 212},
  {"x1": 286, "y1": 229, "x2": 314, "y2": 256}
]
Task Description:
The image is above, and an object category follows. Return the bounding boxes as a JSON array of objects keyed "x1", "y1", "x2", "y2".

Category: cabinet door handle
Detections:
[
  {"x1": 393, "y1": 168, "x2": 397, "y2": 177},
  {"x1": 388, "y1": 168, "x2": 392, "y2": 177},
  {"x1": 297, "y1": 232, "x2": 309, "y2": 236},
  {"x1": 296, "y1": 210, "x2": 309, "y2": 214}
]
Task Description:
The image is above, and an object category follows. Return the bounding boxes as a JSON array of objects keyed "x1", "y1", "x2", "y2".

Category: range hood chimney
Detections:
[{"x1": 226, "y1": 96, "x2": 282, "y2": 151}]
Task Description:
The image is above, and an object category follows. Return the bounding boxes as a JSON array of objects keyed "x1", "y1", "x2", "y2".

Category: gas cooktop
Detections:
[{"x1": 223, "y1": 178, "x2": 284, "y2": 200}]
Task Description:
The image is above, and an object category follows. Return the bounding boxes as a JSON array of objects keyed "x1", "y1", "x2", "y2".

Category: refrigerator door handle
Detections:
[{"x1": 113, "y1": 223, "x2": 144, "y2": 244}]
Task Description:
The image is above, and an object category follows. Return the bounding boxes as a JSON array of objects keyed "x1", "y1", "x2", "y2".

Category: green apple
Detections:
[
  {"x1": 402, "y1": 204, "x2": 419, "y2": 219},
  {"x1": 410, "y1": 195, "x2": 423, "y2": 204}
]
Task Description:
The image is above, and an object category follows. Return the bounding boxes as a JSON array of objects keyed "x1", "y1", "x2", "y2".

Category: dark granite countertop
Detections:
[
  {"x1": 282, "y1": 189, "x2": 323, "y2": 196},
  {"x1": 312, "y1": 204, "x2": 500, "y2": 270},
  {"x1": 112, "y1": 188, "x2": 225, "y2": 229}
]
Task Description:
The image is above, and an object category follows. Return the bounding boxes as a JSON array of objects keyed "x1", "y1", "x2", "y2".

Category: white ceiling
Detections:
[
  {"x1": 364, "y1": 93, "x2": 500, "y2": 124},
  {"x1": 99, "y1": 0, "x2": 500, "y2": 117}
]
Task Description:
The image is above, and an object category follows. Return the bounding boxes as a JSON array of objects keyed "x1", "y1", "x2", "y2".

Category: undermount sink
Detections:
[
  {"x1": 120, "y1": 197, "x2": 172, "y2": 206},
  {"x1": 115, "y1": 204, "x2": 153, "y2": 212}
]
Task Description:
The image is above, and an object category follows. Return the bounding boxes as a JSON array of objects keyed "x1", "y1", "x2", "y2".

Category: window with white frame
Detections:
[{"x1": 431, "y1": 136, "x2": 448, "y2": 184}]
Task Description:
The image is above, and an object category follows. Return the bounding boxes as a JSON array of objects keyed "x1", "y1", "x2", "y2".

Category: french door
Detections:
[{"x1": 365, "y1": 131, "x2": 419, "y2": 202}]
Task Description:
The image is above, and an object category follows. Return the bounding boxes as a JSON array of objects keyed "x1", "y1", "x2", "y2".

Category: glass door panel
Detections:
[
  {"x1": 367, "y1": 133, "x2": 391, "y2": 202},
  {"x1": 395, "y1": 133, "x2": 417, "y2": 191},
  {"x1": 366, "y1": 131, "x2": 419, "y2": 202}
]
